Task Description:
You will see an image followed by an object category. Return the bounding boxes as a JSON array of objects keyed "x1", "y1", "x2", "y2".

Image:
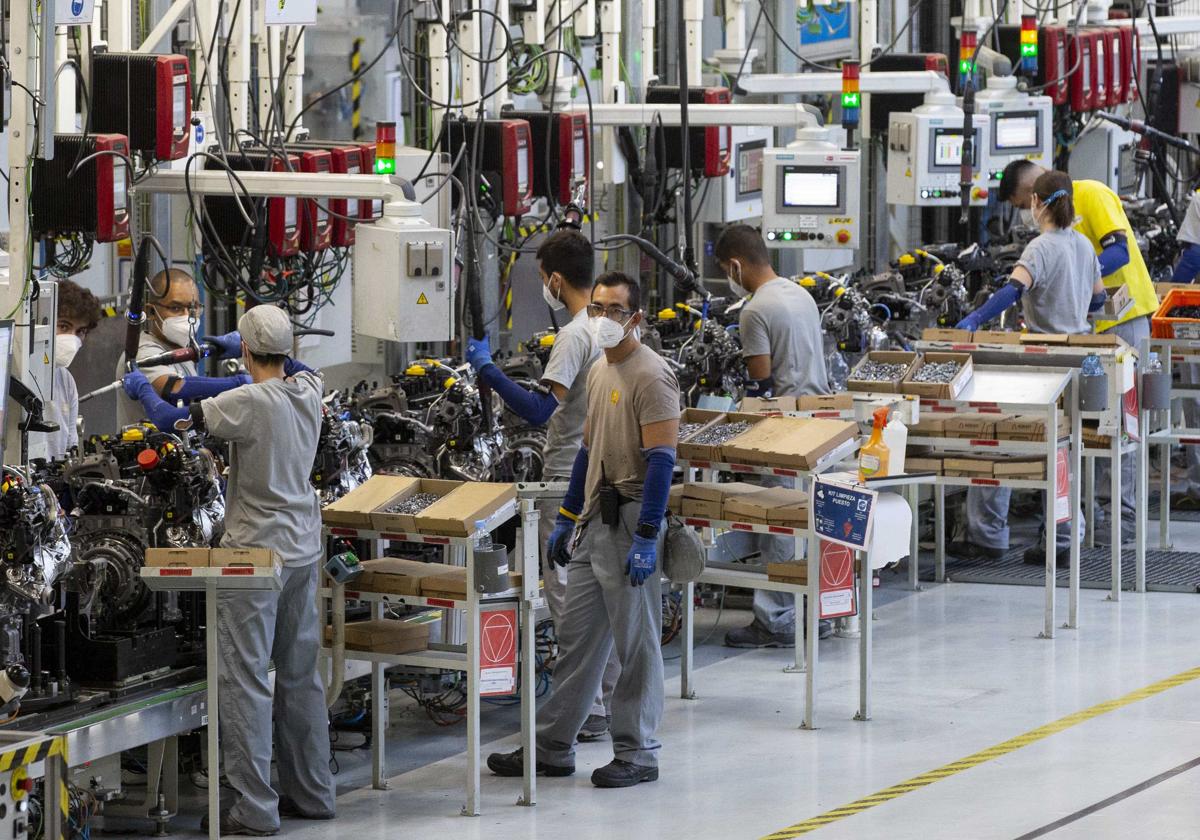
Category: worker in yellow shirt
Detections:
[{"x1": 998, "y1": 159, "x2": 1157, "y2": 538}]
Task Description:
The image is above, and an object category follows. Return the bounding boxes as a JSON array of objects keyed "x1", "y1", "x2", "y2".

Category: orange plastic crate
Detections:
[{"x1": 1151, "y1": 288, "x2": 1200, "y2": 339}]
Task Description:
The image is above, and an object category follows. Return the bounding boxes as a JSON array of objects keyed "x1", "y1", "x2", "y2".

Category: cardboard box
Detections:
[
  {"x1": 668, "y1": 484, "x2": 686, "y2": 515},
  {"x1": 1019, "y1": 333, "x2": 1070, "y2": 345},
  {"x1": 677, "y1": 412, "x2": 766, "y2": 462},
  {"x1": 325, "y1": 619, "x2": 430, "y2": 654},
  {"x1": 943, "y1": 458, "x2": 995, "y2": 477},
  {"x1": 909, "y1": 415, "x2": 947, "y2": 437},
  {"x1": 1067, "y1": 332, "x2": 1125, "y2": 347},
  {"x1": 922, "y1": 328, "x2": 973, "y2": 343},
  {"x1": 905, "y1": 456, "x2": 942, "y2": 475},
  {"x1": 943, "y1": 414, "x2": 1006, "y2": 440},
  {"x1": 1081, "y1": 423, "x2": 1112, "y2": 448},
  {"x1": 677, "y1": 408, "x2": 727, "y2": 452},
  {"x1": 355, "y1": 557, "x2": 438, "y2": 596},
  {"x1": 995, "y1": 415, "x2": 1069, "y2": 442},
  {"x1": 369, "y1": 478, "x2": 462, "y2": 534},
  {"x1": 682, "y1": 497, "x2": 724, "y2": 519},
  {"x1": 739, "y1": 396, "x2": 797, "y2": 414},
  {"x1": 847, "y1": 351, "x2": 920, "y2": 393},
  {"x1": 796, "y1": 393, "x2": 855, "y2": 412},
  {"x1": 146, "y1": 547, "x2": 211, "y2": 568},
  {"x1": 211, "y1": 548, "x2": 276, "y2": 568},
  {"x1": 415, "y1": 482, "x2": 518, "y2": 537},
  {"x1": 680, "y1": 481, "x2": 764, "y2": 503},
  {"x1": 767, "y1": 562, "x2": 808, "y2": 584},
  {"x1": 901, "y1": 352, "x2": 974, "y2": 400},
  {"x1": 972, "y1": 330, "x2": 1023, "y2": 345},
  {"x1": 420, "y1": 566, "x2": 469, "y2": 598},
  {"x1": 723, "y1": 486, "x2": 809, "y2": 525},
  {"x1": 993, "y1": 460, "x2": 1046, "y2": 479},
  {"x1": 1094, "y1": 283, "x2": 1131, "y2": 320},
  {"x1": 323, "y1": 475, "x2": 420, "y2": 528},
  {"x1": 723, "y1": 417, "x2": 858, "y2": 469}
]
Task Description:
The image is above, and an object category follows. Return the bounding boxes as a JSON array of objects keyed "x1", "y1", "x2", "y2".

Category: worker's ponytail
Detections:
[{"x1": 1032, "y1": 170, "x2": 1075, "y2": 230}]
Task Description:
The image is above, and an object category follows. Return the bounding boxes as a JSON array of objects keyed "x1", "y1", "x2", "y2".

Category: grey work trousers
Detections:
[
  {"x1": 966, "y1": 486, "x2": 1083, "y2": 552},
  {"x1": 1094, "y1": 315, "x2": 1150, "y2": 517},
  {"x1": 714, "y1": 527, "x2": 802, "y2": 636},
  {"x1": 1181, "y1": 364, "x2": 1200, "y2": 498},
  {"x1": 536, "y1": 503, "x2": 664, "y2": 769},
  {"x1": 217, "y1": 562, "x2": 335, "y2": 832},
  {"x1": 536, "y1": 488, "x2": 619, "y2": 718}
]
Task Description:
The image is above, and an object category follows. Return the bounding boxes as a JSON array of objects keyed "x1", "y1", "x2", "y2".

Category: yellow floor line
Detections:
[{"x1": 761, "y1": 665, "x2": 1200, "y2": 839}]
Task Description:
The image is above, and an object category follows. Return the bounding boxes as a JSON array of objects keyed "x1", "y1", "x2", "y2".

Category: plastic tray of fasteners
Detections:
[
  {"x1": 847, "y1": 351, "x2": 919, "y2": 393},
  {"x1": 901, "y1": 352, "x2": 974, "y2": 400}
]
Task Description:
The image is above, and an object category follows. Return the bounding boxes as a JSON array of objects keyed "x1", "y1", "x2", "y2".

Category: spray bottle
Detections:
[
  {"x1": 858, "y1": 406, "x2": 891, "y2": 482},
  {"x1": 883, "y1": 410, "x2": 909, "y2": 475}
]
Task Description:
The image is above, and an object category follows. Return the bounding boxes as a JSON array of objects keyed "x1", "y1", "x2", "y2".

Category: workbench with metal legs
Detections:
[{"x1": 321, "y1": 498, "x2": 540, "y2": 816}]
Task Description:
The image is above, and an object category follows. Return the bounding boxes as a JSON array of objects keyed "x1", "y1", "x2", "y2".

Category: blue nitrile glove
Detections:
[
  {"x1": 546, "y1": 516, "x2": 576, "y2": 567},
  {"x1": 122, "y1": 369, "x2": 156, "y2": 401},
  {"x1": 173, "y1": 375, "x2": 249, "y2": 402},
  {"x1": 284, "y1": 357, "x2": 315, "y2": 376},
  {"x1": 466, "y1": 335, "x2": 493, "y2": 371},
  {"x1": 626, "y1": 534, "x2": 657, "y2": 586},
  {"x1": 202, "y1": 331, "x2": 243, "y2": 359},
  {"x1": 1173, "y1": 242, "x2": 1200, "y2": 282},
  {"x1": 1089, "y1": 290, "x2": 1108, "y2": 312},
  {"x1": 477, "y1": 363, "x2": 559, "y2": 425},
  {"x1": 955, "y1": 279, "x2": 1024, "y2": 331}
]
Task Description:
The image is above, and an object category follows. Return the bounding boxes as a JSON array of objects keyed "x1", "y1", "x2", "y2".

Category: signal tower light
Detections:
[
  {"x1": 374, "y1": 122, "x2": 396, "y2": 175},
  {"x1": 959, "y1": 29, "x2": 977, "y2": 91},
  {"x1": 1020, "y1": 15, "x2": 1039, "y2": 75},
  {"x1": 841, "y1": 61, "x2": 860, "y2": 146}
]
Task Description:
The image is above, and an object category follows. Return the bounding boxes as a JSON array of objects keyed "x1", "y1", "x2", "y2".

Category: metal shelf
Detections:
[
  {"x1": 1147, "y1": 429, "x2": 1200, "y2": 445},
  {"x1": 318, "y1": 587, "x2": 522, "y2": 610},
  {"x1": 323, "y1": 498, "x2": 519, "y2": 545},
  {"x1": 679, "y1": 435, "x2": 860, "y2": 478},
  {"x1": 679, "y1": 515, "x2": 806, "y2": 537},
  {"x1": 698, "y1": 565, "x2": 806, "y2": 594},
  {"x1": 319, "y1": 646, "x2": 469, "y2": 672},
  {"x1": 141, "y1": 564, "x2": 282, "y2": 592},
  {"x1": 907, "y1": 435, "x2": 1067, "y2": 455}
]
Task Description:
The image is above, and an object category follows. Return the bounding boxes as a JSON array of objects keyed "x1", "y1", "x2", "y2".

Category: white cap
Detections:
[{"x1": 238, "y1": 306, "x2": 293, "y2": 355}]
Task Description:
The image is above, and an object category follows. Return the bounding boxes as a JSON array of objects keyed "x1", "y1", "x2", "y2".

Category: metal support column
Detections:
[
  {"x1": 462, "y1": 544, "x2": 481, "y2": 817},
  {"x1": 1107, "y1": 432, "x2": 1121, "y2": 601},
  {"x1": 370, "y1": 600, "x2": 388, "y2": 790},
  {"x1": 802, "y1": 521, "x2": 819, "y2": 730},
  {"x1": 1069, "y1": 387, "x2": 1082, "y2": 628},
  {"x1": 1041, "y1": 410, "x2": 1057, "y2": 639},
  {"x1": 934, "y1": 485, "x2": 946, "y2": 582},
  {"x1": 680, "y1": 582, "x2": 696, "y2": 698},
  {"x1": 907, "y1": 483, "x2": 921, "y2": 590},
  {"x1": 854, "y1": 555, "x2": 872, "y2": 722}
]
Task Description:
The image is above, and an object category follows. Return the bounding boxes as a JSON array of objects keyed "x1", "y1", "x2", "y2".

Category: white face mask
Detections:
[
  {"x1": 542, "y1": 278, "x2": 566, "y2": 311},
  {"x1": 589, "y1": 314, "x2": 633, "y2": 349},
  {"x1": 727, "y1": 263, "x2": 749, "y2": 299},
  {"x1": 1018, "y1": 208, "x2": 1036, "y2": 228},
  {"x1": 158, "y1": 314, "x2": 194, "y2": 348},
  {"x1": 54, "y1": 334, "x2": 82, "y2": 368}
]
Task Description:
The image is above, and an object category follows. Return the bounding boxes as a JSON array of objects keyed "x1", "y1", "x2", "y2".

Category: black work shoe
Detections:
[
  {"x1": 200, "y1": 812, "x2": 278, "y2": 836},
  {"x1": 486, "y1": 748, "x2": 574, "y2": 778},
  {"x1": 946, "y1": 541, "x2": 1006, "y2": 561},
  {"x1": 278, "y1": 796, "x2": 335, "y2": 821},
  {"x1": 577, "y1": 714, "x2": 610, "y2": 742},
  {"x1": 1023, "y1": 546, "x2": 1070, "y2": 567},
  {"x1": 591, "y1": 759, "x2": 659, "y2": 788},
  {"x1": 724, "y1": 620, "x2": 795, "y2": 648}
]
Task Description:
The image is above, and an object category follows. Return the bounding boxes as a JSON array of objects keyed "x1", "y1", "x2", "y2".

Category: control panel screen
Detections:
[
  {"x1": 173, "y1": 83, "x2": 187, "y2": 130},
  {"x1": 781, "y1": 167, "x2": 841, "y2": 209},
  {"x1": 994, "y1": 114, "x2": 1040, "y2": 151},
  {"x1": 285, "y1": 197, "x2": 298, "y2": 229},
  {"x1": 1118, "y1": 143, "x2": 1139, "y2": 194},
  {"x1": 1082, "y1": 51, "x2": 1091, "y2": 95},
  {"x1": 573, "y1": 131, "x2": 587, "y2": 178},
  {"x1": 736, "y1": 140, "x2": 766, "y2": 198},
  {"x1": 113, "y1": 162, "x2": 127, "y2": 211},
  {"x1": 932, "y1": 129, "x2": 967, "y2": 167},
  {"x1": 515, "y1": 141, "x2": 529, "y2": 194}
]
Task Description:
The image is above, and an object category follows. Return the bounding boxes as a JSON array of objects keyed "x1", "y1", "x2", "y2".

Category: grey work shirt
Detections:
[
  {"x1": 580, "y1": 344, "x2": 680, "y2": 523},
  {"x1": 1179, "y1": 191, "x2": 1200, "y2": 246},
  {"x1": 202, "y1": 371, "x2": 323, "y2": 567},
  {"x1": 739, "y1": 277, "x2": 830, "y2": 397},
  {"x1": 115, "y1": 332, "x2": 198, "y2": 430},
  {"x1": 540, "y1": 308, "x2": 601, "y2": 478},
  {"x1": 1016, "y1": 228, "x2": 1101, "y2": 336}
]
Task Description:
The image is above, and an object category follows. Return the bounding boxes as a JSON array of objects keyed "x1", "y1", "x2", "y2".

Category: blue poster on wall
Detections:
[{"x1": 797, "y1": 2, "x2": 853, "y2": 48}]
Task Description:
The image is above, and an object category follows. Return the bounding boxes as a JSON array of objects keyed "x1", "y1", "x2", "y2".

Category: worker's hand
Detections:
[
  {"x1": 233, "y1": 373, "x2": 253, "y2": 387},
  {"x1": 465, "y1": 335, "x2": 493, "y2": 371},
  {"x1": 626, "y1": 534, "x2": 657, "y2": 586},
  {"x1": 954, "y1": 314, "x2": 981, "y2": 332},
  {"x1": 122, "y1": 369, "x2": 155, "y2": 402},
  {"x1": 202, "y1": 331, "x2": 243, "y2": 359},
  {"x1": 283, "y1": 357, "x2": 315, "y2": 377},
  {"x1": 546, "y1": 515, "x2": 576, "y2": 567}
]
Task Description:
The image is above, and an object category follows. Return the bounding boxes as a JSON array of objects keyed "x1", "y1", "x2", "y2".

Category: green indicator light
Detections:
[
  {"x1": 782, "y1": 232, "x2": 793, "y2": 241},
  {"x1": 1021, "y1": 44, "x2": 1038, "y2": 57},
  {"x1": 841, "y1": 92, "x2": 860, "y2": 108},
  {"x1": 374, "y1": 158, "x2": 396, "y2": 175}
]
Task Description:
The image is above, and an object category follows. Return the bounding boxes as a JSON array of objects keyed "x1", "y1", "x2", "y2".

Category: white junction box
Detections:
[
  {"x1": 1067, "y1": 120, "x2": 1139, "y2": 196},
  {"x1": 724, "y1": 124, "x2": 773, "y2": 222},
  {"x1": 973, "y1": 76, "x2": 1054, "y2": 189},
  {"x1": 352, "y1": 202, "x2": 454, "y2": 343},
  {"x1": 761, "y1": 127, "x2": 861, "y2": 249},
  {"x1": 886, "y1": 90, "x2": 992, "y2": 207}
]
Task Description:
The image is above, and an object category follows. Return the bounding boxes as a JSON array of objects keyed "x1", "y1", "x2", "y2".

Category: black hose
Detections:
[{"x1": 677, "y1": 6, "x2": 696, "y2": 279}]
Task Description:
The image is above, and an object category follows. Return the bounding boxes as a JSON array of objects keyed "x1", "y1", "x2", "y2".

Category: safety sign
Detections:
[
  {"x1": 818, "y1": 539, "x2": 856, "y2": 619},
  {"x1": 811, "y1": 477, "x2": 876, "y2": 551},
  {"x1": 479, "y1": 609, "x2": 517, "y2": 696},
  {"x1": 1054, "y1": 448, "x2": 1070, "y2": 524}
]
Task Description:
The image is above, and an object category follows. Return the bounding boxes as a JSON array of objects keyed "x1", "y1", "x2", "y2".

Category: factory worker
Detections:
[
  {"x1": 115, "y1": 268, "x2": 247, "y2": 430},
  {"x1": 465, "y1": 230, "x2": 617, "y2": 742},
  {"x1": 955, "y1": 171, "x2": 1102, "y2": 567},
  {"x1": 122, "y1": 305, "x2": 335, "y2": 835},
  {"x1": 37, "y1": 280, "x2": 101, "y2": 458},
  {"x1": 998, "y1": 159, "x2": 1157, "y2": 536},
  {"x1": 713, "y1": 224, "x2": 831, "y2": 648},
  {"x1": 488, "y1": 272, "x2": 680, "y2": 788},
  {"x1": 1168, "y1": 193, "x2": 1200, "y2": 512}
]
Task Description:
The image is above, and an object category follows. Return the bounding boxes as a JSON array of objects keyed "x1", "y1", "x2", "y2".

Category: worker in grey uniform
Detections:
[
  {"x1": 33, "y1": 281, "x2": 101, "y2": 459},
  {"x1": 115, "y1": 268, "x2": 244, "y2": 430},
  {"x1": 465, "y1": 230, "x2": 616, "y2": 741},
  {"x1": 714, "y1": 224, "x2": 830, "y2": 648},
  {"x1": 1169, "y1": 193, "x2": 1200, "y2": 511},
  {"x1": 955, "y1": 171, "x2": 1102, "y2": 565},
  {"x1": 121, "y1": 306, "x2": 334, "y2": 835},
  {"x1": 487, "y1": 271, "x2": 680, "y2": 788}
]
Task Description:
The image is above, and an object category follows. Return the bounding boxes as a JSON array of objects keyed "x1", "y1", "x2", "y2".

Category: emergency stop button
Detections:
[
  {"x1": 972, "y1": 187, "x2": 989, "y2": 201},
  {"x1": 835, "y1": 229, "x2": 851, "y2": 245}
]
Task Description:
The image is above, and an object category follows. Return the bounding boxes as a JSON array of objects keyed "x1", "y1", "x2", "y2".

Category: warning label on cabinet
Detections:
[{"x1": 479, "y1": 609, "x2": 517, "y2": 696}]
